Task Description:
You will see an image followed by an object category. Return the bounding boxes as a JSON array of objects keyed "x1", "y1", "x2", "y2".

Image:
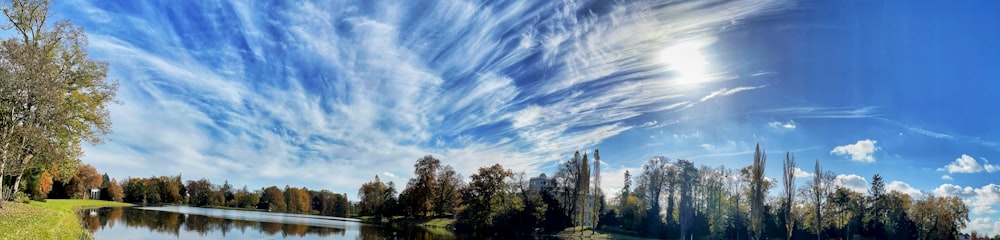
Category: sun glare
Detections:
[{"x1": 660, "y1": 40, "x2": 712, "y2": 83}]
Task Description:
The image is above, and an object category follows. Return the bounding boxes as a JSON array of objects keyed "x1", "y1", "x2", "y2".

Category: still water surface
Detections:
[{"x1": 80, "y1": 206, "x2": 456, "y2": 239}]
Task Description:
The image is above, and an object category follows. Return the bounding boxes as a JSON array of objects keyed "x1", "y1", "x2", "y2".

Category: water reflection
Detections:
[{"x1": 81, "y1": 207, "x2": 456, "y2": 239}]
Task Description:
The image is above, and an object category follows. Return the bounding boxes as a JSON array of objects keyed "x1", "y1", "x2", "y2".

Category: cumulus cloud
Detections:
[
  {"x1": 830, "y1": 139, "x2": 878, "y2": 162},
  {"x1": 966, "y1": 217, "x2": 1000, "y2": 237},
  {"x1": 834, "y1": 174, "x2": 868, "y2": 193},
  {"x1": 934, "y1": 183, "x2": 1000, "y2": 215},
  {"x1": 941, "y1": 175, "x2": 953, "y2": 181},
  {"x1": 768, "y1": 120, "x2": 797, "y2": 129},
  {"x1": 793, "y1": 167, "x2": 813, "y2": 179},
  {"x1": 886, "y1": 181, "x2": 924, "y2": 198},
  {"x1": 938, "y1": 154, "x2": 998, "y2": 174}
]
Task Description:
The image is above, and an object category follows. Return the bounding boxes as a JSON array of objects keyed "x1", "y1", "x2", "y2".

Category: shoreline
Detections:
[{"x1": 0, "y1": 199, "x2": 133, "y2": 240}]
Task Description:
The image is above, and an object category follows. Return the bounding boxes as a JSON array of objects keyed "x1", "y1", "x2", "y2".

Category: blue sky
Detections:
[{"x1": 50, "y1": 0, "x2": 999, "y2": 234}]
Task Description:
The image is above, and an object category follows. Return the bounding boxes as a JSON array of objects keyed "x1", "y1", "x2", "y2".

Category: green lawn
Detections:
[
  {"x1": 555, "y1": 226, "x2": 664, "y2": 240},
  {"x1": 408, "y1": 217, "x2": 455, "y2": 228},
  {"x1": 0, "y1": 199, "x2": 133, "y2": 240}
]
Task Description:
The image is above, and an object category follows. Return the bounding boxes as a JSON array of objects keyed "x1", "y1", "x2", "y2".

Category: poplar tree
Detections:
[
  {"x1": 749, "y1": 144, "x2": 767, "y2": 240},
  {"x1": 783, "y1": 152, "x2": 796, "y2": 240}
]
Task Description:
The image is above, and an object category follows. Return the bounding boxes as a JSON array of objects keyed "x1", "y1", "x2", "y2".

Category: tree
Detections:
[
  {"x1": 37, "y1": 165, "x2": 53, "y2": 198},
  {"x1": 829, "y1": 187, "x2": 864, "y2": 239},
  {"x1": 220, "y1": 180, "x2": 234, "y2": 206},
  {"x1": 591, "y1": 149, "x2": 602, "y2": 228},
  {"x1": 883, "y1": 191, "x2": 917, "y2": 239},
  {"x1": 122, "y1": 178, "x2": 145, "y2": 203},
  {"x1": 616, "y1": 168, "x2": 646, "y2": 231},
  {"x1": 618, "y1": 193, "x2": 646, "y2": 231},
  {"x1": 864, "y1": 173, "x2": 886, "y2": 237},
  {"x1": 107, "y1": 178, "x2": 123, "y2": 202},
  {"x1": 554, "y1": 151, "x2": 583, "y2": 223},
  {"x1": 261, "y1": 185, "x2": 286, "y2": 212},
  {"x1": 749, "y1": 144, "x2": 767, "y2": 240},
  {"x1": 337, "y1": 192, "x2": 350, "y2": 217},
  {"x1": 0, "y1": 0, "x2": 118, "y2": 206},
  {"x1": 100, "y1": 173, "x2": 110, "y2": 189},
  {"x1": 284, "y1": 186, "x2": 311, "y2": 214},
  {"x1": 66, "y1": 163, "x2": 101, "y2": 199},
  {"x1": 358, "y1": 175, "x2": 393, "y2": 217},
  {"x1": 186, "y1": 178, "x2": 214, "y2": 207},
  {"x1": 697, "y1": 166, "x2": 729, "y2": 239},
  {"x1": 911, "y1": 195, "x2": 969, "y2": 240},
  {"x1": 623, "y1": 170, "x2": 631, "y2": 196},
  {"x1": 434, "y1": 165, "x2": 463, "y2": 217},
  {"x1": 782, "y1": 152, "x2": 796, "y2": 240},
  {"x1": 677, "y1": 159, "x2": 698, "y2": 240},
  {"x1": 512, "y1": 171, "x2": 548, "y2": 231},
  {"x1": 143, "y1": 177, "x2": 161, "y2": 204},
  {"x1": 157, "y1": 175, "x2": 180, "y2": 204},
  {"x1": 577, "y1": 152, "x2": 590, "y2": 226},
  {"x1": 402, "y1": 155, "x2": 441, "y2": 217},
  {"x1": 727, "y1": 167, "x2": 747, "y2": 240},
  {"x1": 799, "y1": 159, "x2": 834, "y2": 240},
  {"x1": 233, "y1": 185, "x2": 259, "y2": 209},
  {"x1": 458, "y1": 163, "x2": 515, "y2": 231},
  {"x1": 637, "y1": 156, "x2": 670, "y2": 234}
]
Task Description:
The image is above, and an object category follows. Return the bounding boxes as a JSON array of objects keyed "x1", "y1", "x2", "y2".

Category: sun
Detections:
[{"x1": 660, "y1": 40, "x2": 711, "y2": 83}]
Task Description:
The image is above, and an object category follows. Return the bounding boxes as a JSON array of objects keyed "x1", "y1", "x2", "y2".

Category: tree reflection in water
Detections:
[{"x1": 82, "y1": 207, "x2": 347, "y2": 238}]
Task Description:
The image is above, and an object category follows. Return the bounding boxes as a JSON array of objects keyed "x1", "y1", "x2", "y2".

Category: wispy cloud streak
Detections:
[{"x1": 56, "y1": 0, "x2": 791, "y2": 197}]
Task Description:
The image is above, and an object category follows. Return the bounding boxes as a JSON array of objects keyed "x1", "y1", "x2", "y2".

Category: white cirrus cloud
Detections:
[
  {"x1": 699, "y1": 85, "x2": 767, "y2": 103},
  {"x1": 830, "y1": 139, "x2": 878, "y2": 162},
  {"x1": 768, "y1": 120, "x2": 797, "y2": 129},
  {"x1": 56, "y1": 0, "x2": 793, "y2": 199}
]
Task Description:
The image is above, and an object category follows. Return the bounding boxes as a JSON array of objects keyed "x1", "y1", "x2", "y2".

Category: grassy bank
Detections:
[
  {"x1": 554, "y1": 226, "x2": 663, "y2": 240},
  {"x1": 395, "y1": 217, "x2": 457, "y2": 237},
  {"x1": 0, "y1": 199, "x2": 133, "y2": 239}
]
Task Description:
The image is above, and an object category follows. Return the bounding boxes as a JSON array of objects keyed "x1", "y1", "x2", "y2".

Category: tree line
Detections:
[
  {"x1": 356, "y1": 145, "x2": 986, "y2": 239},
  {"x1": 16, "y1": 159, "x2": 353, "y2": 218},
  {"x1": 117, "y1": 175, "x2": 351, "y2": 217}
]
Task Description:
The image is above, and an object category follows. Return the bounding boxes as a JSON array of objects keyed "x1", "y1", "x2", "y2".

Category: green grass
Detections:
[
  {"x1": 30, "y1": 199, "x2": 134, "y2": 212},
  {"x1": 414, "y1": 217, "x2": 455, "y2": 228},
  {"x1": 0, "y1": 199, "x2": 133, "y2": 240},
  {"x1": 555, "y1": 226, "x2": 663, "y2": 240},
  {"x1": 398, "y1": 218, "x2": 456, "y2": 237}
]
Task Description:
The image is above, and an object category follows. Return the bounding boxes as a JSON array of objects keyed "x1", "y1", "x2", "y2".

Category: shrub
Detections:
[{"x1": 14, "y1": 191, "x2": 31, "y2": 204}]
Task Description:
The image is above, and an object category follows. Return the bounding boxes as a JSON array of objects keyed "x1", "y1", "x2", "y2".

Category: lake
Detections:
[{"x1": 80, "y1": 206, "x2": 458, "y2": 239}]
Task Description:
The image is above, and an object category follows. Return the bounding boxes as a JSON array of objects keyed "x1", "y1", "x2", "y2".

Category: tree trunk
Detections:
[
  {"x1": 0, "y1": 165, "x2": 5, "y2": 208},
  {"x1": 0, "y1": 149, "x2": 7, "y2": 208},
  {"x1": 11, "y1": 154, "x2": 32, "y2": 196}
]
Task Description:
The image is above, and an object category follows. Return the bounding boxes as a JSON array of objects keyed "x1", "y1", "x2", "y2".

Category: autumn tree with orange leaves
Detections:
[
  {"x1": 66, "y1": 164, "x2": 102, "y2": 199},
  {"x1": 107, "y1": 178, "x2": 124, "y2": 202}
]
